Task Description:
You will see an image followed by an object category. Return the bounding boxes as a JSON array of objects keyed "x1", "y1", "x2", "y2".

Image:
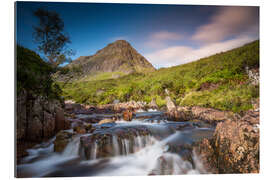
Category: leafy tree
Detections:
[{"x1": 33, "y1": 8, "x2": 74, "y2": 67}]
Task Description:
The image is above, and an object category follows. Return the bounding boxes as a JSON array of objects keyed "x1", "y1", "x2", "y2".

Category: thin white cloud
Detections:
[
  {"x1": 192, "y1": 6, "x2": 259, "y2": 43},
  {"x1": 145, "y1": 31, "x2": 183, "y2": 49},
  {"x1": 145, "y1": 36, "x2": 256, "y2": 68},
  {"x1": 151, "y1": 31, "x2": 182, "y2": 41}
]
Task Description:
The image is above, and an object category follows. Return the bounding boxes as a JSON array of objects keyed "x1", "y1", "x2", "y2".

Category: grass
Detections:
[{"x1": 58, "y1": 40, "x2": 259, "y2": 113}]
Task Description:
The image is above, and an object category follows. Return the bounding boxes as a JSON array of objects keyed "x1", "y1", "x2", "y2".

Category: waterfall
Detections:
[
  {"x1": 17, "y1": 111, "x2": 213, "y2": 177},
  {"x1": 62, "y1": 135, "x2": 81, "y2": 157}
]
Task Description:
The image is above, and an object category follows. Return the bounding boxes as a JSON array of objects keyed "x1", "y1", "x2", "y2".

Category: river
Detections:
[{"x1": 16, "y1": 110, "x2": 215, "y2": 177}]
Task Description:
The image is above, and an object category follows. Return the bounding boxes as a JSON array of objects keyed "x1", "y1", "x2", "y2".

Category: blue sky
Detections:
[{"x1": 16, "y1": 2, "x2": 259, "y2": 68}]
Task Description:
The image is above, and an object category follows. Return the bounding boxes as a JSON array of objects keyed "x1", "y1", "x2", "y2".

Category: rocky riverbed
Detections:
[{"x1": 16, "y1": 98, "x2": 260, "y2": 177}]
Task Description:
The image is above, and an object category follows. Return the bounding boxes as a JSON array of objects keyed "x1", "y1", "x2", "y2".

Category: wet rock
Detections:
[
  {"x1": 195, "y1": 109, "x2": 259, "y2": 173},
  {"x1": 54, "y1": 130, "x2": 74, "y2": 153},
  {"x1": 55, "y1": 107, "x2": 66, "y2": 132},
  {"x1": 64, "y1": 119, "x2": 72, "y2": 130},
  {"x1": 65, "y1": 102, "x2": 82, "y2": 112},
  {"x1": 43, "y1": 111, "x2": 55, "y2": 138},
  {"x1": 166, "y1": 107, "x2": 193, "y2": 121},
  {"x1": 17, "y1": 89, "x2": 27, "y2": 140},
  {"x1": 73, "y1": 126, "x2": 86, "y2": 134},
  {"x1": 17, "y1": 90, "x2": 64, "y2": 142},
  {"x1": 123, "y1": 109, "x2": 133, "y2": 121},
  {"x1": 98, "y1": 118, "x2": 115, "y2": 125},
  {"x1": 84, "y1": 123, "x2": 92, "y2": 131},
  {"x1": 80, "y1": 126, "x2": 152, "y2": 159}
]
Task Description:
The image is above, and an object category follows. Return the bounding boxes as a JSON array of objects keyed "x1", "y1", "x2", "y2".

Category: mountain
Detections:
[
  {"x1": 60, "y1": 40, "x2": 259, "y2": 112},
  {"x1": 58, "y1": 40, "x2": 155, "y2": 81}
]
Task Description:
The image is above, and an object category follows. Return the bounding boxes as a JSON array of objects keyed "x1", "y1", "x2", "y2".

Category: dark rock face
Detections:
[
  {"x1": 16, "y1": 91, "x2": 65, "y2": 142},
  {"x1": 195, "y1": 109, "x2": 259, "y2": 173},
  {"x1": 57, "y1": 40, "x2": 155, "y2": 81}
]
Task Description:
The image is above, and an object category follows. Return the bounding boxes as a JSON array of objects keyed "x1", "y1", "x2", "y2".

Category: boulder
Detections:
[
  {"x1": 73, "y1": 126, "x2": 86, "y2": 134},
  {"x1": 54, "y1": 130, "x2": 74, "y2": 153},
  {"x1": 65, "y1": 103, "x2": 82, "y2": 112},
  {"x1": 43, "y1": 111, "x2": 55, "y2": 138},
  {"x1": 191, "y1": 106, "x2": 234, "y2": 122},
  {"x1": 27, "y1": 116, "x2": 43, "y2": 141},
  {"x1": 123, "y1": 110, "x2": 133, "y2": 121},
  {"x1": 165, "y1": 96, "x2": 176, "y2": 111},
  {"x1": 195, "y1": 109, "x2": 259, "y2": 173},
  {"x1": 55, "y1": 107, "x2": 66, "y2": 132},
  {"x1": 149, "y1": 98, "x2": 158, "y2": 109},
  {"x1": 80, "y1": 126, "x2": 152, "y2": 159},
  {"x1": 98, "y1": 118, "x2": 115, "y2": 125}
]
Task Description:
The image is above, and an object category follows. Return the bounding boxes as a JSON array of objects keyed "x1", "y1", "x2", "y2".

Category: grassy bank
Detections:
[{"x1": 59, "y1": 40, "x2": 259, "y2": 113}]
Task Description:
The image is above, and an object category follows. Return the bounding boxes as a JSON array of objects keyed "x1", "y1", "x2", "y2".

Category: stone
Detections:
[
  {"x1": 165, "y1": 96, "x2": 176, "y2": 111},
  {"x1": 27, "y1": 116, "x2": 43, "y2": 141},
  {"x1": 149, "y1": 98, "x2": 158, "y2": 109},
  {"x1": 98, "y1": 118, "x2": 115, "y2": 125},
  {"x1": 194, "y1": 109, "x2": 259, "y2": 173},
  {"x1": 54, "y1": 130, "x2": 73, "y2": 153},
  {"x1": 73, "y1": 126, "x2": 86, "y2": 134},
  {"x1": 123, "y1": 110, "x2": 133, "y2": 121},
  {"x1": 16, "y1": 90, "x2": 27, "y2": 140},
  {"x1": 55, "y1": 107, "x2": 66, "y2": 132},
  {"x1": 191, "y1": 106, "x2": 234, "y2": 122},
  {"x1": 43, "y1": 111, "x2": 55, "y2": 138}
]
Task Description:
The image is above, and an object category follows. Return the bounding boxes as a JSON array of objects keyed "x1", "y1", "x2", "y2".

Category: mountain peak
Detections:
[
  {"x1": 113, "y1": 40, "x2": 130, "y2": 45},
  {"x1": 61, "y1": 40, "x2": 155, "y2": 81}
]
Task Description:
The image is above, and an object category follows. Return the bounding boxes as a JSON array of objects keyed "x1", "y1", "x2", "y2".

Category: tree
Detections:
[{"x1": 33, "y1": 8, "x2": 74, "y2": 68}]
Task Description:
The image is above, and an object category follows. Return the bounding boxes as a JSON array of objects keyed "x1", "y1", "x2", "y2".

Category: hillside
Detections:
[
  {"x1": 56, "y1": 40, "x2": 155, "y2": 81},
  {"x1": 59, "y1": 40, "x2": 259, "y2": 113}
]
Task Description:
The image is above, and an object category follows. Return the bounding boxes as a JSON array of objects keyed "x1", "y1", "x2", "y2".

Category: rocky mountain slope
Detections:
[
  {"x1": 57, "y1": 40, "x2": 155, "y2": 81},
  {"x1": 60, "y1": 40, "x2": 259, "y2": 112}
]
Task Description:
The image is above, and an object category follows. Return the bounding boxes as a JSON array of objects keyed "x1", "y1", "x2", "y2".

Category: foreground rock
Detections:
[
  {"x1": 166, "y1": 105, "x2": 235, "y2": 124},
  {"x1": 98, "y1": 118, "x2": 116, "y2": 125},
  {"x1": 195, "y1": 109, "x2": 259, "y2": 173},
  {"x1": 17, "y1": 91, "x2": 67, "y2": 142},
  {"x1": 123, "y1": 109, "x2": 133, "y2": 121},
  {"x1": 165, "y1": 96, "x2": 176, "y2": 111},
  {"x1": 148, "y1": 98, "x2": 158, "y2": 109},
  {"x1": 80, "y1": 126, "x2": 152, "y2": 159},
  {"x1": 54, "y1": 130, "x2": 74, "y2": 153}
]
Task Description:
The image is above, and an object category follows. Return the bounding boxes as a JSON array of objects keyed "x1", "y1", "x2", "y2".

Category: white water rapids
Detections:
[{"x1": 17, "y1": 111, "x2": 213, "y2": 177}]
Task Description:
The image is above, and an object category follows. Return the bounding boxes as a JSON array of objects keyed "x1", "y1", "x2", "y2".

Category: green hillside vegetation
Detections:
[
  {"x1": 59, "y1": 40, "x2": 259, "y2": 113},
  {"x1": 17, "y1": 45, "x2": 62, "y2": 99}
]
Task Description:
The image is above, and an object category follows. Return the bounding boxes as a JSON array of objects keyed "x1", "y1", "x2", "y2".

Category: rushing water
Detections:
[{"x1": 17, "y1": 110, "x2": 214, "y2": 177}]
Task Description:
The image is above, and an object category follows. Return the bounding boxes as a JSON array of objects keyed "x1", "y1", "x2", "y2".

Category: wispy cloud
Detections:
[
  {"x1": 192, "y1": 6, "x2": 259, "y2": 43},
  {"x1": 145, "y1": 31, "x2": 183, "y2": 49},
  {"x1": 145, "y1": 36, "x2": 255, "y2": 68},
  {"x1": 151, "y1": 31, "x2": 182, "y2": 41}
]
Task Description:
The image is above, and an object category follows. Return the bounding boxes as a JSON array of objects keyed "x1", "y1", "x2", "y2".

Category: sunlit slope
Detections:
[{"x1": 60, "y1": 40, "x2": 259, "y2": 112}]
